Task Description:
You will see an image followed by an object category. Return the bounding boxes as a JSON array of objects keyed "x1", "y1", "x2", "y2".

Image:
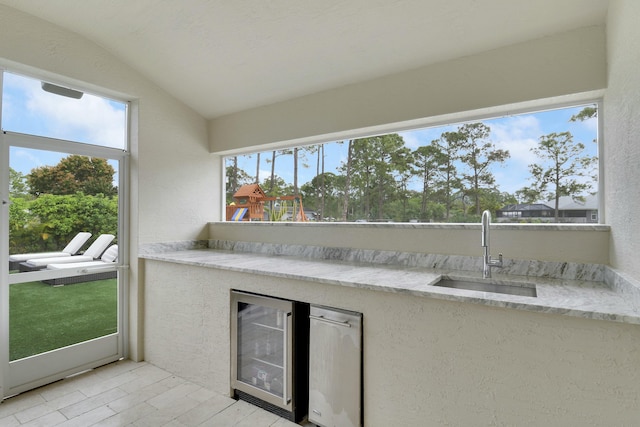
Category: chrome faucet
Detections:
[{"x1": 481, "y1": 210, "x2": 503, "y2": 279}]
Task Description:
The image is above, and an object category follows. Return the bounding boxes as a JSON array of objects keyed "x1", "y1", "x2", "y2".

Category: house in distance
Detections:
[{"x1": 497, "y1": 195, "x2": 598, "y2": 223}]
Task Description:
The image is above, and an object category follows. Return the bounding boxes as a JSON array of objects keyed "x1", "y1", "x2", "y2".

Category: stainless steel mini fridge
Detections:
[
  {"x1": 309, "y1": 305, "x2": 363, "y2": 427},
  {"x1": 230, "y1": 290, "x2": 309, "y2": 423}
]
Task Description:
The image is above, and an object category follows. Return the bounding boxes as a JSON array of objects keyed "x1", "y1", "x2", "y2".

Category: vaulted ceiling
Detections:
[{"x1": 0, "y1": 0, "x2": 610, "y2": 119}]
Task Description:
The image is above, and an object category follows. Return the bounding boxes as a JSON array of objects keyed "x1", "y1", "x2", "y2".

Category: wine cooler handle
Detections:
[
  {"x1": 283, "y1": 311, "x2": 292, "y2": 405},
  {"x1": 309, "y1": 314, "x2": 352, "y2": 328}
]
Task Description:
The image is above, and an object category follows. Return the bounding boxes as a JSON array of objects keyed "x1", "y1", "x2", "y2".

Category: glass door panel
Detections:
[
  {"x1": 9, "y1": 274, "x2": 118, "y2": 361},
  {"x1": 3, "y1": 139, "x2": 124, "y2": 397},
  {"x1": 237, "y1": 302, "x2": 287, "y2": 398},
  {"x1": 8, "y1": 146, "x2": 119, "y2": 361}
]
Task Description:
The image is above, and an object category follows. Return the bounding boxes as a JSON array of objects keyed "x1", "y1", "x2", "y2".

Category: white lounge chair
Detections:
[
  {"x1": 9, "y1": 232, "x2": 92, "y2": 269},
  {"x1": 44, "y1": 245, "x2": 118, "y2": 285},
  {"x1": 19, "y1": 234, "x2": 115, "y2": 271},
  {"x1": 47, "y1": 245, "x2": 118, "y2": 271}
]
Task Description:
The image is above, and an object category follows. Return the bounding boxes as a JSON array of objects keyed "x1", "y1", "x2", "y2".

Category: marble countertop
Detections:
[{"x1": 141, "y1": 248, "x2": 640, "y2": 326}]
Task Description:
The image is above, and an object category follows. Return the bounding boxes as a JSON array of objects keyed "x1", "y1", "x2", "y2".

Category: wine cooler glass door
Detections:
[{"x1": 231, "y1": 291, "x2": 293, "y2": 410}]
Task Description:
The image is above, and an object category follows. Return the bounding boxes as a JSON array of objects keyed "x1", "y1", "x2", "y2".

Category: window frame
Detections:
[{"x1": 220, "y1": 95, "x2": 604, "y2": 225}]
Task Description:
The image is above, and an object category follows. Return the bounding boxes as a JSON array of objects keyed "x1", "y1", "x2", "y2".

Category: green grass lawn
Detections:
[{"x1": 10, "y1": 278, "x2": 117, "y2": 361}]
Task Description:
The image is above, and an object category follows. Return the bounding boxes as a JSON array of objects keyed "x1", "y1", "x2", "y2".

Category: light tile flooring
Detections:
[{"x1": 0, "y1": 360, "x2": 305, "y2": 426}]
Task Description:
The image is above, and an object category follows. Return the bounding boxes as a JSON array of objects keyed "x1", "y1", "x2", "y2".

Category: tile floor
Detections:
[{"x1": 0, "y1": 359, "x2": 306, "y2": 426}]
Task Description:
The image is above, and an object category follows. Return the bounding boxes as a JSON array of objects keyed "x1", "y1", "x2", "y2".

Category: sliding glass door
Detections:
[{"x1": 1, "y1": 70, "x2": 128, "y2": 398}]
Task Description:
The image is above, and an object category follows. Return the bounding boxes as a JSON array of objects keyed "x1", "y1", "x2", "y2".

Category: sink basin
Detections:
[{"x1": 434, "y1": 278, "x2": 537, "y2": 297}]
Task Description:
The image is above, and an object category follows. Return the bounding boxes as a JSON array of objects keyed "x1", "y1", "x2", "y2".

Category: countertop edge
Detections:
[
  {"x1": 140, "y1": 249, "x2": 640, "y2": 326},
  {"x1": 208, "y1": 221, "x2": 611, "y2": 232}
]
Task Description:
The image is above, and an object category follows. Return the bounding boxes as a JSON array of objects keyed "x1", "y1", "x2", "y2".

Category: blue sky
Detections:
[
  {"x1": 231, "y1": 104, "x2": 598, "y2": 196},
  {"x1": 2, "y1": 71, "x2": 127, "y2": 177}
]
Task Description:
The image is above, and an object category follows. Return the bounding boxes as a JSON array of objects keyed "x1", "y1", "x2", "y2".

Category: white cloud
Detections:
[
  {"x1": 6, "y1": 72, "x2": 126, "y2": 149},
  {"x1": 10, "y1": 147, "x2": 69, "y2": 177},
  {"x1": 580, "y1": 116, "x2": 598, "y2": 132},
  {"x1": 13, "y1": 148, "x2": 45, "y2": 169},
  {"x1": 399, "y1": 131, "x2": 422, "y2": 150},
  {"x1": 399, "y1": 125, "x2": 455, "y2": 150},
  {"x1": 11, "y1": 148, "x2": 62, "y2": 175},
  {"x1": 488, "y1": 115, "x2": 541, "y2": 168}
]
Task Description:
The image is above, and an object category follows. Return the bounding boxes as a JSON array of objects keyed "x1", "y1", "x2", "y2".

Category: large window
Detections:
[{"x1": 225, "y1": 103, "x2": 599, "y2": 224}]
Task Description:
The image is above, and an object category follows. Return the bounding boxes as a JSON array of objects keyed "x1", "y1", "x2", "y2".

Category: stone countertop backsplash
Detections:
[{"x1": 139, "y1": 240, "x2": 640, "y2": 326}]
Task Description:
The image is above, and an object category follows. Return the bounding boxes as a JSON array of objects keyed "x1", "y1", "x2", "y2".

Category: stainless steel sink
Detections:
[{"x1": 434, "y1": 278, "x2": 537, "y2": 297}]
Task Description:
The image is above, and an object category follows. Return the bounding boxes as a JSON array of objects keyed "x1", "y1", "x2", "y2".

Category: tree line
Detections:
[
  {"x1": 226, "y1": 107, "x2": 597, "y2": 222},
  {"x1": 9, "y1": 155, "x2": 118, "y2": 254}
]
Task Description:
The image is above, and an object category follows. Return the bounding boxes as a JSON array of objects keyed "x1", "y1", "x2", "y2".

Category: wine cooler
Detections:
[{"x1": 230, "y1": 290, "x2": 309, "y2": 422}]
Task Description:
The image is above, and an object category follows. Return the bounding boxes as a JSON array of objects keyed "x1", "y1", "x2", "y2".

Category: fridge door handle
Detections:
[
  {"x1": 283, "y1": 311, "x2": 292, "y2": 405},
  {"x1": 309, "y1": 314, "x2": 352, "y2": 328}
]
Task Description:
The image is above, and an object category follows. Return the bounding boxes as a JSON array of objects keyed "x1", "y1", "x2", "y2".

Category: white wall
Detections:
[
  {"x1": 0, "y1": 5, "x2": 215, "y2": 360},
  {"x1": 605, "y1": 0, "x2": 640, "y2": 281},
  {"x1": 209, "y1": 25, "x2": 605, "y2": 153}
]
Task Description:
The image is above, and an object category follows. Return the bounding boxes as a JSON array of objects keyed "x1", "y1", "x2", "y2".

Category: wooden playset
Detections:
[{"x1": 226, "y1": 184, "x2": 307, "y2": 222}]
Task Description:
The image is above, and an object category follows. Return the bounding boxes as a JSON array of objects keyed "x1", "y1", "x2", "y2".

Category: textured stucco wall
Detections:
[
  {"x1": 144, "y1": 260, "x2": 640, "y2": 426},
  {"x1": 605, "y1": 0, "x2": 640, "y2": 281}
]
